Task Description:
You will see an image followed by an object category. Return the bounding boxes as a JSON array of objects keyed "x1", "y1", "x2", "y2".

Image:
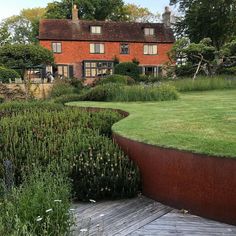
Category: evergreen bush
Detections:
[
  {"x1": 0, "y1": 67, "x2": 20, "y2": 83},
  {"x1": 114, "y1": 62, "x2": 140, "y2": 80}
]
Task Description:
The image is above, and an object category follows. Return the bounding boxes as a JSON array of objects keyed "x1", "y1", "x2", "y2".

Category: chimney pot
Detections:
[
  {"x1": 72, "y1": 4, "x2": 79, "y2": 22},
  {"x1": 162, "y1": 6, "x2": 171, "y2": 28}
]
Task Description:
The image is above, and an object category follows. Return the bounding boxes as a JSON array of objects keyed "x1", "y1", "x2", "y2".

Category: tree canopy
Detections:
[
  {"x1": 0, "y1": 44, "x2": 54, "y2": 79},
  {"x1": 170, "y1": 0, "x2": 236, "y2": 49}
]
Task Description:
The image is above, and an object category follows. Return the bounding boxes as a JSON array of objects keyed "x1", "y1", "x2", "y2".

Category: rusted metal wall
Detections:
[{"x1": 113, "y1": 133, "x2": 236, "y2": 225}]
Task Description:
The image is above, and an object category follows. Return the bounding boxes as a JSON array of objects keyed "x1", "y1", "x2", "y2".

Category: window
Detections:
[
  {"x1": 144, "y1": 28, "x2": 154, "y2": 36},
  {"x1": 52, "y1": 42, "x2": 62, "y2": 53},
  {"x1": 120, "y1": 43, "x2": 129, "y2": 54},
  {"x1": 91, "y1": 26, "x2": 102, "y2": 34},
  {"x1": 84, "y1": 61, "x2": 113, "y2": 78},
  {"x1": 144, "y1": 44, "x2": 157, "y2": 55},
  {"x1": 56, "y1": 65, "x2": 73, "y2": 78},
  {"x1": 90, "y1": 43, "x2": 104, "y2": 54}
]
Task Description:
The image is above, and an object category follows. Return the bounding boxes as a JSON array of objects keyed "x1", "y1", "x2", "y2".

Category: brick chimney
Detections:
[
  {"x1": 72, "y1": 4, "x2": 79, "y2": 22},
  {"x1": 162, "y1": 6, "x2": 171, "y2": 28}
]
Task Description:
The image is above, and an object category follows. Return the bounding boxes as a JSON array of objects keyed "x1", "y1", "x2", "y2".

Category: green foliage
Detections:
[
  {"x1": 50, "y1": 80, "x2": 76, "y2": 98},
  {"x1": 0, "y1": 44, "x2": 54, "y2": 79},
  {"x1": 81, "y1": 83, "x2": 118, "y2": 101},
  {"x1": 168, "y1": 76, "x2": 236, "y2": 92},
  {"x1": 53, "y1": 93, "x2": 82, "y2": 104},
  {"x1": 81, "y1": 83, "x2": 178, "y2": 102},
  {"x1": 175, "y1": 63, "x2": 196, "y2": 77},
  {"x1": 170, "y1": 0, "x2": 236, "y2": 49},
  {"x1": 220, "y1": 67, "x2": 236, "y2": 75},
  {"x1": 139, "y1": 75, "x2": 164, "y2": 83},
  {"x1": 114, "y1": 62, "x2": 140, "y2": 80},
  {"x1": 110, "y1": 84, "x2": 179, "y2": 102},
  {"x1": 45, "y1": 0, "x2": 125, "y2": 21},
  {"x1": 0, "y1": 8, "x2": 45, "y2": 45},
  {"x1": 99, "y1": 74, "x2": 135, "y2": 85},
  {"x1": 0, "y1": 164, "x2": 73, "y2": 235},
  {"x1": 0, "y1": 66, "x2": 20, "y2": 83},
  {"x1": 0, "y1": 96, "x2": 4, "y2": 104},
  {"x1": 0, "y1": 103, "x2": 140, "y2": 200}
]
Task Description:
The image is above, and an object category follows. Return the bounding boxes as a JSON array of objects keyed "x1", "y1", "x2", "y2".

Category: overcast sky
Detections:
[{"x1": 0, "y1": 0, "x2": 170, "y2": 21}]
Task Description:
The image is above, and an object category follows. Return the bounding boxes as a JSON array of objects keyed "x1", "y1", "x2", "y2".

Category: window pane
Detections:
[
  {"x1": 100, "y1": 44, "x2": 104, "y2": 53},
  {"x1": 144, "y1": 28, "x2": 149, "y2": 35},
  {"x1": 85, "y1": 62, "x2": 91, "y2": 67},
  {"x1": 150, "y1": 28, "x2": 154, "y2": 35},
  {"x1": 57, "y1": 43, "x2": 61, "y2": 53},
  {"x1": 153, "y1": 45, "x2": 157, "y2": 54},
  {"x1": 91, "y1": 69, "x2": 96, "y2": 76},
  {"x1": 144, "y1": 45, "x2": 148, "y2": 54},
  {"x1": 85, "y1": 69, "x2": 91, "y2": 76},
  {"x1": 58, "y1": 66, "x2": 63, "y2": 75},
  {"x1": 64, "y1": 66, "x2": 68, "y2": 77},
  {"x1": 91, "y1": 62, "x2": 96, "y2": 67},
  {"x1": 90, "y1": 44, "x2": 95, "y2": 53}
]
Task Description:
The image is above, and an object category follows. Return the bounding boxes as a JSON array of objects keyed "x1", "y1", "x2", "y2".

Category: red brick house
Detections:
[{"x1": 39, "y1": 6, "x2": 174, "y2": 83}]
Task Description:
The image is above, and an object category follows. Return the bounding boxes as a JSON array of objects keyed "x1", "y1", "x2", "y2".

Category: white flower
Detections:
[
  {"x1": 69, "y1": 208, "x2": 75, "y2": 211},
  {"x1": 80, "y1": 228, "x2": 88, "y2": 232},
  {"x1": 46, "y1": 209, "x2": 53, "y2": 213},
  {"x1": 99, "y1": 214, "x2": 104, "y2": 217},
  {"x1": 96, "y1": 224, "x2": 100, "y2": 227},
  {"x1": 54, "y1": 199, "x2": 62, "y2": 203},
  {"x1": 89, "y1": 199, "x2": 96, "y2": 203},
  {"x1": 36, "y1": 217, "x2": 43, "y2": 222}
]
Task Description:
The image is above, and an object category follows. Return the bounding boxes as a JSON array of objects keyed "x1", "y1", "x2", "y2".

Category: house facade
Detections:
[{"x1": 39, "y1": 6, "x2": 175, "y2": 83}]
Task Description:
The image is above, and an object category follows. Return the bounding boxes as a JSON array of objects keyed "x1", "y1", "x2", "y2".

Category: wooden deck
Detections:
[{"x1": 72, "y1": 196, "x2": 236, "y2": 236}]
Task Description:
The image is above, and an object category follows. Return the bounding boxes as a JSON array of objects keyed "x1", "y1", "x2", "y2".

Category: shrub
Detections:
[
  {"x1": 49, "y1": 79, "x2": 76, "y2": 98},
  {"x1": 0, "y1": 96, "x2": 4, "y2": 104},
  {"x1": 80, "y1": 83, "x2": 120, "y2": 101},
  {"x1": 0, "y1": 100, "x2": 64, "y2": 118},
  {"x1": 0, "y1": 164, "x2": 73, "y2": 236},
  {"x1": 114, "y1": 62, "x2": 140, "y2": 80},
  {"x1": 219, "y1": 66, "x2": 236, "y2": 75},
  {"x1": 169, "y1": 76, "x2": 236, "y2": 92},
  {"x1": 99, "y1": 74, "x2": 135, "y2": 85},
  {"x1": 111, "y1": 84, "x2": 179, "y2": 102},
  {"x1": 139, "y1": 75, "x2": 164, "y2": 83},
  {"x1": 69, "y1": 77, "x2": 84, "y2": 91},
  {"x1": 0, "y1": 67, "x2": 20, "y2": 83},
  {"x1": 53, "y1": 93, "x2": 82, "y2": 104},
  {"x1": 81, "y1": 83, "x2": 178, "y2": 102},
  {"x1": 175, "y1": 63, "x2": 196, "y2": 77},
  {"x1": 0, "y1": 106, "x2": 140, "y2": 200}
]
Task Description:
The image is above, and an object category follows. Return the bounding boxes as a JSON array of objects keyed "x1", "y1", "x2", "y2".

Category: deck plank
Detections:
[{"x1": 72, "y1": 196, "x2": 236, "y2": 236}]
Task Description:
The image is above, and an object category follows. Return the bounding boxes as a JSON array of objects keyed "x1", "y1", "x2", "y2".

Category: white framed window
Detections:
[
  {"x1": 144, "y1": 44, "x2": 157, "y2": 55},
  {"x1": 91, "y1": 26, "x2": 102, "y2": 34},
  {"x1": 52, "y1": 42, "x2": 62, "y2": 53},
  {"x1": 90, "y1": 43, "x2": 104, "y2": 54},
  {"x1": 144, "y1": 28, "x2": 154, "y2": 36}
]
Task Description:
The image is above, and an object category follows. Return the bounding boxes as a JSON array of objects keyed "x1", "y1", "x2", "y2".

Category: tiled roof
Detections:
[{"x1": 39, "y1": 19, "x2": 175, "y2": 43}]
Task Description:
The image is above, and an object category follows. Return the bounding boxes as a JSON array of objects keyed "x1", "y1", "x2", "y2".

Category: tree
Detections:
[
  {"x1": 170, "y1": 38, "x2": 217, "y2": 79},
  {"x1": 122, "y1": 4, "x2": 160, "y2": 22},
  {"x1": 0, "y1": 8, "x2": 45, "y2": 45},
  {"x1": 45, "y1": 0, "x2": 125, "y2": 21},
  {"x1": 0, "y1": 44, "x2": 54, "y2": 80},
  {"x1": 170, "y1": 0, "x2": 236, "y2": 49}
]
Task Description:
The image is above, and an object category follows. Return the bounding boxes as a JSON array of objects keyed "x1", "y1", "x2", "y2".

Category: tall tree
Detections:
[
  {"x1": 45, "y1": 0, "x2": 125, "y2": 21},
  {"x1": 170, "y1": 0, "x2": 236, "y2": 49},
  {"x1": 122, "y1": 4, "x2": 160, "y2": 22},
  {"x1": 0, "y1": 8, "x2": 45, "y2": 45}
]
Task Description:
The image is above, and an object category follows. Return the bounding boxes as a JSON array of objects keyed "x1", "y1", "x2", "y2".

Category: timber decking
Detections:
[{"x1": 72, "y1": 196, "x2": 236, "y2": 236}]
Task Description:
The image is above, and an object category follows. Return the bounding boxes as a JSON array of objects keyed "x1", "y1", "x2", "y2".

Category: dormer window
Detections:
[
  {"x1": 144, "y1": 28, "x2": 154, "y2": 36},
  {"x1": 91, "y1": 26, "x2": 102, "y2": 34}
]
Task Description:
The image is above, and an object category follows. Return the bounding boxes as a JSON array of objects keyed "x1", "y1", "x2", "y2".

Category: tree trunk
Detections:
[{"x1": 193, "y1": 54, "x2": 203, "y2": 80}]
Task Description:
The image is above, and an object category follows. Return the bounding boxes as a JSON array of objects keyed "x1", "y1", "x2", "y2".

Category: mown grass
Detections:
[{"x1": 69, "y1": 90, "x2": 236, "y2": 158}]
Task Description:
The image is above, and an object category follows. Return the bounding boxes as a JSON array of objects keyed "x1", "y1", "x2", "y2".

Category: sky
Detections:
[{"x1": 0, "y1": 0, "x2": 170, "y2": 21}]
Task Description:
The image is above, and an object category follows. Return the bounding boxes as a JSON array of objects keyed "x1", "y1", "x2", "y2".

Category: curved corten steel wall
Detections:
[
  {"x1": 76, "y1": 106, "x2": 236, "y2": 225},
  {"x1": 113, "y1": 133, "x2": 236, "y2": 225}
]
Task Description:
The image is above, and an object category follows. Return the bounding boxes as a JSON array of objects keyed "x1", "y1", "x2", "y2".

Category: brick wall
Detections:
[{"x1": 40, "y1": 40, "x2": 173, "y2": 78}]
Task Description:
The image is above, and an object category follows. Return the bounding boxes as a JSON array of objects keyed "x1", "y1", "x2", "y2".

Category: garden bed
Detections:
[{"x1": 69, "y1": 90, "x2": 236, "y2": 224}]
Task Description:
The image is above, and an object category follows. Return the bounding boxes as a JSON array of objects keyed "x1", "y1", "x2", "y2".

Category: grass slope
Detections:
[{"x1": 68, "y1": 90, "x2": 236, "y2": 158}]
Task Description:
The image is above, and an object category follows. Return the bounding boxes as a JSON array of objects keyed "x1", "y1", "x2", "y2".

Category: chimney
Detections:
[
  {"x1": 72, "y1": 4, "x2": 79, "y2": 22},
  {"x1": 162, "y1": 6, "x2": 171, "y2": 28}
]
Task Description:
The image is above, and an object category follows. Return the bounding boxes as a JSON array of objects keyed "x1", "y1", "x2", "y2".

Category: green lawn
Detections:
[{"x1": 68, "y1": 90, "x2": 236, "y2": 158}]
